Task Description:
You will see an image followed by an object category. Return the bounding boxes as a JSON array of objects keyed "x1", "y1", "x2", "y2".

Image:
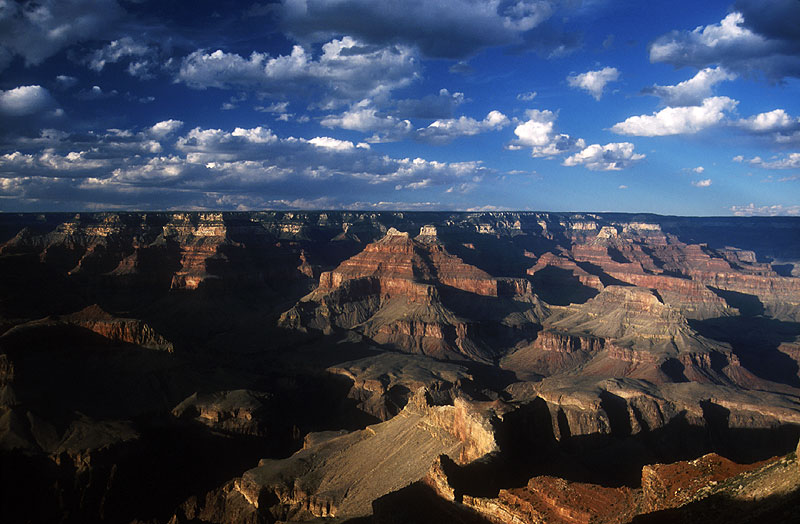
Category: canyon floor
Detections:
[{"x1": 1, "y1": 211, "x2": 799, "y2": 523}]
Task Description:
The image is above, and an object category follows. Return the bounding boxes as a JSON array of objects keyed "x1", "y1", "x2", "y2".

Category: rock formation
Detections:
[
  {"x1": 280, "y1": 225, "x2": 545, "y2": 362},
  {"x1": 0, "y1": 210, "x2": 799, "y2": 523},
  {"x1": 224, "y1": 388, "x2": 503, "y2": 521}
]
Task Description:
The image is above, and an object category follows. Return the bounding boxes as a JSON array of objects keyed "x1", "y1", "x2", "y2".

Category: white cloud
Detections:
[
  {"x1": 307, "y1": 136, "x2": 357, "y2": 151},
  {"x1": 650, "y1": 10, "x2": 800, "y2": 81},
  {"x1": 512, "y1": 109, "x2": 584, "y2": 157},
  {"x1": 567, "y1": 67, "x2": 620, "y2": 100},
  {"x1": 737, "y1": 109, "x2": 799, "y2": 132},
  {"x1": 231, "y1": 127, "x2": 278, "y2": 144},
  {"x1": 651, "y1": 13, "x2": 761, "y2": 62},
  {"x1": 321, "y1": 101, "x2": 413, "y2": 142},
  {"x1": 415, "y1": 110, "x2": 510, "y2": 144},
  {"x1": 0, "y1": 85, "x2": 55, "y2": 116},
  {"x1": 730, "y1": 203, "x2": 800, "y2": 216},
  {"x1": 644, "y1": 67, "x2": 735, "y2": 106},
  {"x1": 562, "y1": 142, "x2": 645, "y2": 171},
  {"x1": 148, "y1": 120, "x2": 184, "y2": 139},
  {"x1": 612, "y1": 96, "x2": 738, "y2": 136},
  {"x1": 177, "y1": 37, "x2": 420, "y2": 105},
  {"x1": 746, "y1": 153, "x2": 800, "y2": 169},
  {"x1": 692, "y1": 178, "x2": 712, "y2": 187},
  {"x1": 692, "y1": 166, "x2": 705, "y2": 174},
  {"x1": 517, "y1": 91, "x2": 537, "y2": 101}
]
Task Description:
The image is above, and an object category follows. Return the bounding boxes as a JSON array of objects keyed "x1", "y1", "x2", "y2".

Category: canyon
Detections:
[{"x1": 0, "y1": 211, "x2": 799, "y2": 523}]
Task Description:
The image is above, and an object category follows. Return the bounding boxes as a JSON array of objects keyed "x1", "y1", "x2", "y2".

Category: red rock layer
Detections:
[
  {"x1": 64, "y1": 304, "x2": 174, "y2": 351},
  {"x1": 458, "y1": 452, "x2": 781, "y2": 524},
  {"x1": 605, "y1": 271, "x2": 730, "y2": 319},
  {"x1": 641, "y1": 453, "x2": 770, "y2": 512},
  {"x1": 464, "y1": 475, "x2": 639, "y2": 524},
  {"x1": 317, "y1": 228, "x2": 498, "y2": 298}
]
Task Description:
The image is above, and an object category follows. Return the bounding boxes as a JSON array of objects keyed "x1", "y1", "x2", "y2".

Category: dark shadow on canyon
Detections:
[
  {"x1": 438, "y1": 396, "x2": 800, "y2": 501},
  {"x1": 689, "y1": 315, "x2": 800, "y2": 387}
]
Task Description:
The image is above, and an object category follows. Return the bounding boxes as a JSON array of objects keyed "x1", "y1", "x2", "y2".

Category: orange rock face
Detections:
[
  {"x1": 456, "y1": 452, "x2": 785, "y2": 524},
  {"x1": 281, "y1": 226, "x2": 543, "y2": 361},
  {"x1": 64, "y1": 304, "x2": 174, "y2": 351},
  {"x1": 469, "y1": 476, "x2": 640, "y2": 524},
  {"x1": 317, "y1": 227, "x2": 498, "y2": 298},
  {"x1": 641, "y1": 453, "x2": 770, "y2": 513}
]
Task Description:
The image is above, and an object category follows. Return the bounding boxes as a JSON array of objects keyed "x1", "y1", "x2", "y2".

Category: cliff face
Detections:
[
  {"x1": 228, "y1": 388, "x2": 503, "y2": 521},
  {"x1": 1, "y1": 211, "x2": 799, "y2": 524},
  {"x1": 280, "y1": 226, "x2": 544, "y2": 362}
]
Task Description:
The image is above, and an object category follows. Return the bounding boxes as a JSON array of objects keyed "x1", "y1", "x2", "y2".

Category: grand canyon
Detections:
[{"x1": 1, "y1": 211, "x2": 799, "y2": 523}]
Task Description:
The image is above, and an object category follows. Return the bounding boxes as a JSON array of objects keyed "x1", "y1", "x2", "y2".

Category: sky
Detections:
[{"x1": 1, "y1": 0, "x2": 799, "y2": 215}]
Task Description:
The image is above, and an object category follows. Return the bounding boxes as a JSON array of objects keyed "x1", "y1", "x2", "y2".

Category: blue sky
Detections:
[{"x1": 0, "y1": 0, "x2": 799, "y2": 215}]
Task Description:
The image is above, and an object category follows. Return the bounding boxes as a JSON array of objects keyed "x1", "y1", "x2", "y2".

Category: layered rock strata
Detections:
[{"x1": 280, "y1": 226, "x2": 545, "y2": 362}]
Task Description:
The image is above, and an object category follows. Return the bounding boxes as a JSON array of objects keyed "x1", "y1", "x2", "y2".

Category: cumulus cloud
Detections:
[
  {"x1": 322, "y1": 102, "x2": 508, "y2": 144},
  {"x1": 692, "y1": 166, "x2": 705, "y2": 174},
  {"x1": 0, "y1": 85, "x2": 56, "y2": 116},
  {"x1": 737, "y1": 108, "x2": 797, "y2": 132},
  {"x1": 415, "y1": 110, "x2": 510, "y2": 144},
  {"x1": 735, "y1": 109, "x2": 800, "y2": 144},
  {"x1": 0, "y1": 0, "x2": 123, "y2": 72},
  {"x1": 307, "y1": 136, "x2": 360, "y2": 151},
  {"x1": 650, "y1": 9, "x2": 800, "y2": 81},
  {"x1": 517, "y1": 91, "x2": 537, "y2": 101},
  {"x1": 692, "y1": 178, "x2": 712, "y2": 187},
  {"x1": 511, "y1": 109, "x2": 584, "y2": 157},
  {"x1": 562, "y1": 142, "x2": 645, "y2": 171},
  {"x1": 730, "y1": 203, "x2": 800, "y2": 216},
  {"x1": 148, "y1": 120, "x2": 184, "y2": 139},
  {"x1": 567, "y1": 67, "x2": 620, "y2": 100},
  {"x1": 280, "y1": 0, "x2": 567, "y2": 59},
  {"x1": 321, "y1": 101, "x2": 413, "y2": 142},
  {"x1": 177, "y1": 37, "x2": 419, "y2": 105},
  {"x1": 643, "y1": 67, "x2": 736, "y2": 106},
  {"x1": 611, "y1": 96, "x2": 738, "y2": 136}
]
